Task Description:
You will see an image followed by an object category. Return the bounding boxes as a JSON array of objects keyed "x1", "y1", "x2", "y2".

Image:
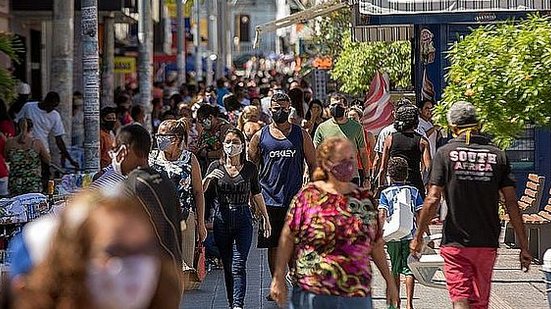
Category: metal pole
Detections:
[
  {"x1": 215, "y1": 0, "x2": 225, "y2": 79},
  {"x1": 206, "y1": 52, "x2": 213, "y2": 86},
  {"x1": 138, "y1": 0, "x2": 153, "y2": 132},
  {"x1": 51, "y1": 0, "x2": 74, "y2": 155},
  {"x1": 101, "y1": 13, "x2": 115, "y2": 107},
  {"x1": 177, "y1": 0, "x2": 186, "y2": 86},
  {"x1": 194, "y1": 0, "x2": 203, "y2": 82},
  {"x1": 81, "y1": 0, "x2": 100, "y2": 171}
]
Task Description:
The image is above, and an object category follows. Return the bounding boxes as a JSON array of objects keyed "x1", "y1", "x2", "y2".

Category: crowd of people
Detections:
[{"x1": 0, "y1": 71, "x2": 534, "y2": 309}]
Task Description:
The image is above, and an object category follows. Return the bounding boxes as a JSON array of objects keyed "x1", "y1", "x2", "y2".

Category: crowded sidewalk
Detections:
[{"x1": 182, "y1": 226, "x2": 548, "y2": 309}]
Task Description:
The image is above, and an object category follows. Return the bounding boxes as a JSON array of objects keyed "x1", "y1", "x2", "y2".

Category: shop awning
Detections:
[
  {"x1": 356, "y1": 0, "x2": 550, "y2": 15},
  {"x1": 352, "y1": 24, "x2": 414, "y2": 41}
]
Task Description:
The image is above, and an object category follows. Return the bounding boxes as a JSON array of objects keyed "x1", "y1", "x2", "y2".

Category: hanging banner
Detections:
[{"x1": 114, "y1": 57, "x2": 136, "y2": 73}]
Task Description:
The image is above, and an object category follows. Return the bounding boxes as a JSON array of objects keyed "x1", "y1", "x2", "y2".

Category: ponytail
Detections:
[{"x1": 16, "y1": 118, "x2": 29, "y2": 144}]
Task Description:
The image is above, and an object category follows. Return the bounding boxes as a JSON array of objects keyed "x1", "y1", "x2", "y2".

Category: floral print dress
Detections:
[
  {"x1": 7, "y1": 143, "x2": 42, "y2": 196},
  {"x1": 287, "y1": 184, "x2": 381, "y2": 297}
]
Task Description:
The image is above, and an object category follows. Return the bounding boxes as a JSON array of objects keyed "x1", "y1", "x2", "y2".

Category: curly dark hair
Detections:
[
  {"x1": 388, "y1": 156, "x2": 409, "y2": 182},
  {"x1": 394, "y1": 104, "x2": 419, "y2": 132}
]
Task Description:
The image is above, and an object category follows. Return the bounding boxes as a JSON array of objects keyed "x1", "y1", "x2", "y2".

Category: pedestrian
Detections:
[
  {"x1": 248, "y1": 92, "x2": 317, "y2": 301},
  {"x1": 5, "y1": 119, "x2": 50, "y2": 196},
  {"x1": 203, "y1": 128, "x2": 272, "y2": 309},
  {"x1": 12, "y1": 189, "x2": 181, "y2": 309},
  {"x1": 92, "y1": 124, "x2": 184, "y2": 276},
  {"x1": 149, "y1": 119, "x2": 208, "y2": 281},
  {"x1": 313, "y1": 93, "x2": 370, "y2": 187},
  {"x1": 7, "y1": 82, "x2": 30, "y2": 120},
  {"x1": 270, "y1": 137, "x2": 399, "y2": 309},
  {"x1": 99, "y1": 107, "x2": 117, "y2": 169},
  {"x1": 237, "y1": 105, "x2": 264, "y2": 141},
  {"x1": 411, "y1": 101, "x2": 532, "y2": 309},
  {"x1": 379, "y1": 157, "x2": 423, "y2": 309},
  {"x1": 288, "y1": 88, "x2": 306, "y2": 126},
  {"x1": 377, "y1": 104, "x2": 431, "y2": 197},
  {"x1": 372, "y1": 98, "x2": 412, "y2": 183},
  {"x1": 417, "y1": 99, "x2": 439, "y2": 159},
  {"x1": 347, "y1": 105, "x2": 376, "y2": 185},
  {"x1": 14, "y1": 92, "x2": 79, "y2": 188},
  {"x1": 195, "y1": 104, "x2": 233, "y2": 173},
  {"x1": 303, "y1": 99, "x2": 324, "y2": 138},
  {"x1": 131, "y1": 105, "x2": 146, "y2": 126}
]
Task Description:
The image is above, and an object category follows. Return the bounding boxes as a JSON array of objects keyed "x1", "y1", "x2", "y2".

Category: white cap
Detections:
[{"x1": 17, "y1": 82, "x2": 31, "y2": 95}]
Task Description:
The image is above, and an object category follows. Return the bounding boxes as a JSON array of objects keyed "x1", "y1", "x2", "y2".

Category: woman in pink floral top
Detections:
[{"x1": 271, "y1": 137, "x2": 398, "y2": 308}]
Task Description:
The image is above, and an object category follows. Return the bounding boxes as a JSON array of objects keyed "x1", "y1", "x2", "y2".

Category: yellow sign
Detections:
[
  {"x1": 166, "y1": 0, "x2": 193, "y2": 18},
  {"x1": 114, "y1": 57, "x2": 136, "y2": 73}
]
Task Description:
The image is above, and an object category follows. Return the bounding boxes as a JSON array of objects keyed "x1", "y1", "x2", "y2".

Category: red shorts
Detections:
[{"x1": 440, "y1": 246, "x2": 497, "y2": 309}]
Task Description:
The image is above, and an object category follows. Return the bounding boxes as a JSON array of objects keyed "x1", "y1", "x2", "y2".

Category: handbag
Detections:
[{"x1": 186, "y1": 241, "x2": 206, "y2": 290}]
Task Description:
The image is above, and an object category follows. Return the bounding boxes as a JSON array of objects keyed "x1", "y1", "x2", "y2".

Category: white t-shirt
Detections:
[
  {"x1": 16, "y1": 102, "x2": 65, "y2": 153},
  {"x1": 418, "y1": 117, "x2": 437, "y2": 158}
]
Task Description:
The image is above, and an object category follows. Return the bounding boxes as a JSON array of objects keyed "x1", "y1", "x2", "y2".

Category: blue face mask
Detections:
[{"x1": 157, "y1": 135, "x2": 176, "y2": 151}]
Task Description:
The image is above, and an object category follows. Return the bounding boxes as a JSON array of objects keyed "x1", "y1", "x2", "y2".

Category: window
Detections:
[
  {"x1": 507, "y1": 125, "x2": 535, "y2": 170},
  {"x1": 235, "y1": 14, "x2": 251, "y2": 42}
]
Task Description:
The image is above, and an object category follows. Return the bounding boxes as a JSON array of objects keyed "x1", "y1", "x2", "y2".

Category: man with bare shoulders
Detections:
[{"x1": 248, "y1": 92, "x2": 316, "y2": 300}]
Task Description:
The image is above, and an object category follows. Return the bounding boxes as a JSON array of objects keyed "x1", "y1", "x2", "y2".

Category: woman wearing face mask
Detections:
[
  {"x1": 149, "y1": 119, "x2": 207, "y2": 285},
  {"x1": 5, "y1": 119, "x2": 50, "y2": 196},
  {"x1": 203, "y1": 129, "x2": 271, "y2": 309},
  {"x1": 270, "y1": 137, "x2": 399, "y2": 309},
  {"x1": 13, "y1": 189, "x2": 181, "y2": 309},
  {"x1": 304, "y1": 99, "x2": 325, "y2": 138},
  {"x1": 100, "y1": 107, "x2": 118, "y2": 169}
]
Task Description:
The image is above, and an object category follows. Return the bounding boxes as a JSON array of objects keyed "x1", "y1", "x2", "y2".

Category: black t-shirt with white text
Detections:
[
  {"x1": 429, "y1": 135, "x2": 515, "y2": 248},
  {"x1": 207, "y1": 160, "x2": 262, "y2": 206}
]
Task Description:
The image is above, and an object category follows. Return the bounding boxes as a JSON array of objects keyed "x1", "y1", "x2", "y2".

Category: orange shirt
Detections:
[{"x1": 100, "y1": 129, "x2": 115, "y2": 169}]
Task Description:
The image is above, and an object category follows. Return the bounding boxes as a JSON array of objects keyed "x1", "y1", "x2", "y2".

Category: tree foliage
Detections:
[
  {"x1": 330, "y1": 34, "x2": 412, "y2": 95},
  {"x1": 0, "y1": 33, "x2": 19, "y2": 103},
  {"x1": 437, "y1": 15, "x2": 551, "y2": 148},
  {"x1": 310, "y1": 7, "x2": 351, "y2": 59}
]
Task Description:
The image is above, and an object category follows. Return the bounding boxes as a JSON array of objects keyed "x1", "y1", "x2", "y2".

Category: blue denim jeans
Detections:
[
  {"x1": 290, "y1": 287, "x2": 373, "y2": 309},
  {"x1": 213, "y1": 205, "x2": 253, "y2": 308}
]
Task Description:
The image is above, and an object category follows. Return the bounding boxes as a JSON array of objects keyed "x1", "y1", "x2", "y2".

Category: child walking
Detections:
[{"x1": 379, "y1": 157, "x2": 424, "y2": 309}]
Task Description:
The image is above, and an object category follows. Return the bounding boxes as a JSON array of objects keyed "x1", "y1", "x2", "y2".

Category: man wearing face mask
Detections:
[
  {"x1": 92, "y1": 124, "x2": 184, "y2": 277},
  {"x1": 248, "y1": 92, "x2": 317, "y2": 300},
  {"x1": 196, "y1": 105, "x2": 234, "y2": 173},
  {"x1": 313, "y1": 93, "x2": 371, "y2": 187},
  {"x1": 100, "y1": 107, "x2": 117, "y2": 169}
]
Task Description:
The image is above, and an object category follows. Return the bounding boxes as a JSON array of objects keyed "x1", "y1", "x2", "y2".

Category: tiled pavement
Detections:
[{"x1": 181, "y1": 227, "x2": 549, "y2": 309}]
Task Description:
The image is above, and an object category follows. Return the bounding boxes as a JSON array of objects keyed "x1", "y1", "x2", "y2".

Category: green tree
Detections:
[
  {"x1": 310, "y1": 7, "x2": 351, "y2": 59},
  {"x1": 436, "y1": 14, "x2": 551, "y2": 148},
  {"x1": 0, "y1": 33, "x2": 19, "y2": 103},
  {"x1": 330, "y1": 34, "x2": 411, "y2": 95}
]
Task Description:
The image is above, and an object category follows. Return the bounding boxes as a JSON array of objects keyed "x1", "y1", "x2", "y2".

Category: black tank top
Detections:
[{"x1": 390, "y1": 131, "x2": 424, "y2": 194}]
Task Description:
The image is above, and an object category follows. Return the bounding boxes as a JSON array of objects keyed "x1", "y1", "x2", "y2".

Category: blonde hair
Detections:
[
  {"x1": 312, "y1": 137, "x2": 350, "y2": 181},
  {"x1": 237, "y1": 106, "x2": 260, "y2": 131}
]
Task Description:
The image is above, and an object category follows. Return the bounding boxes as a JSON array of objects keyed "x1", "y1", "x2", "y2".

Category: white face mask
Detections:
[
  {"x1": 87, "y1": 255, "x2": 160, "y2": 309},
  {"x1": 223, "y1": 143, "x2": 243, "y2": 157},
  {"x1": 109, "y1": 145, "x2": 126, "y2": 175}
]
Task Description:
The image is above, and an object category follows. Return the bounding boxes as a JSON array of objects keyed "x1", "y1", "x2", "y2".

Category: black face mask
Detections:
[
  {"x1": 330, "y1": 105, "x2": 346, "y2": 118},
  {"x1": 102, "y1": 120, "x2": 116, "y2": 131},
  {"x1": 272, "y1": 109, "x2": 290, "y2": 124}
]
